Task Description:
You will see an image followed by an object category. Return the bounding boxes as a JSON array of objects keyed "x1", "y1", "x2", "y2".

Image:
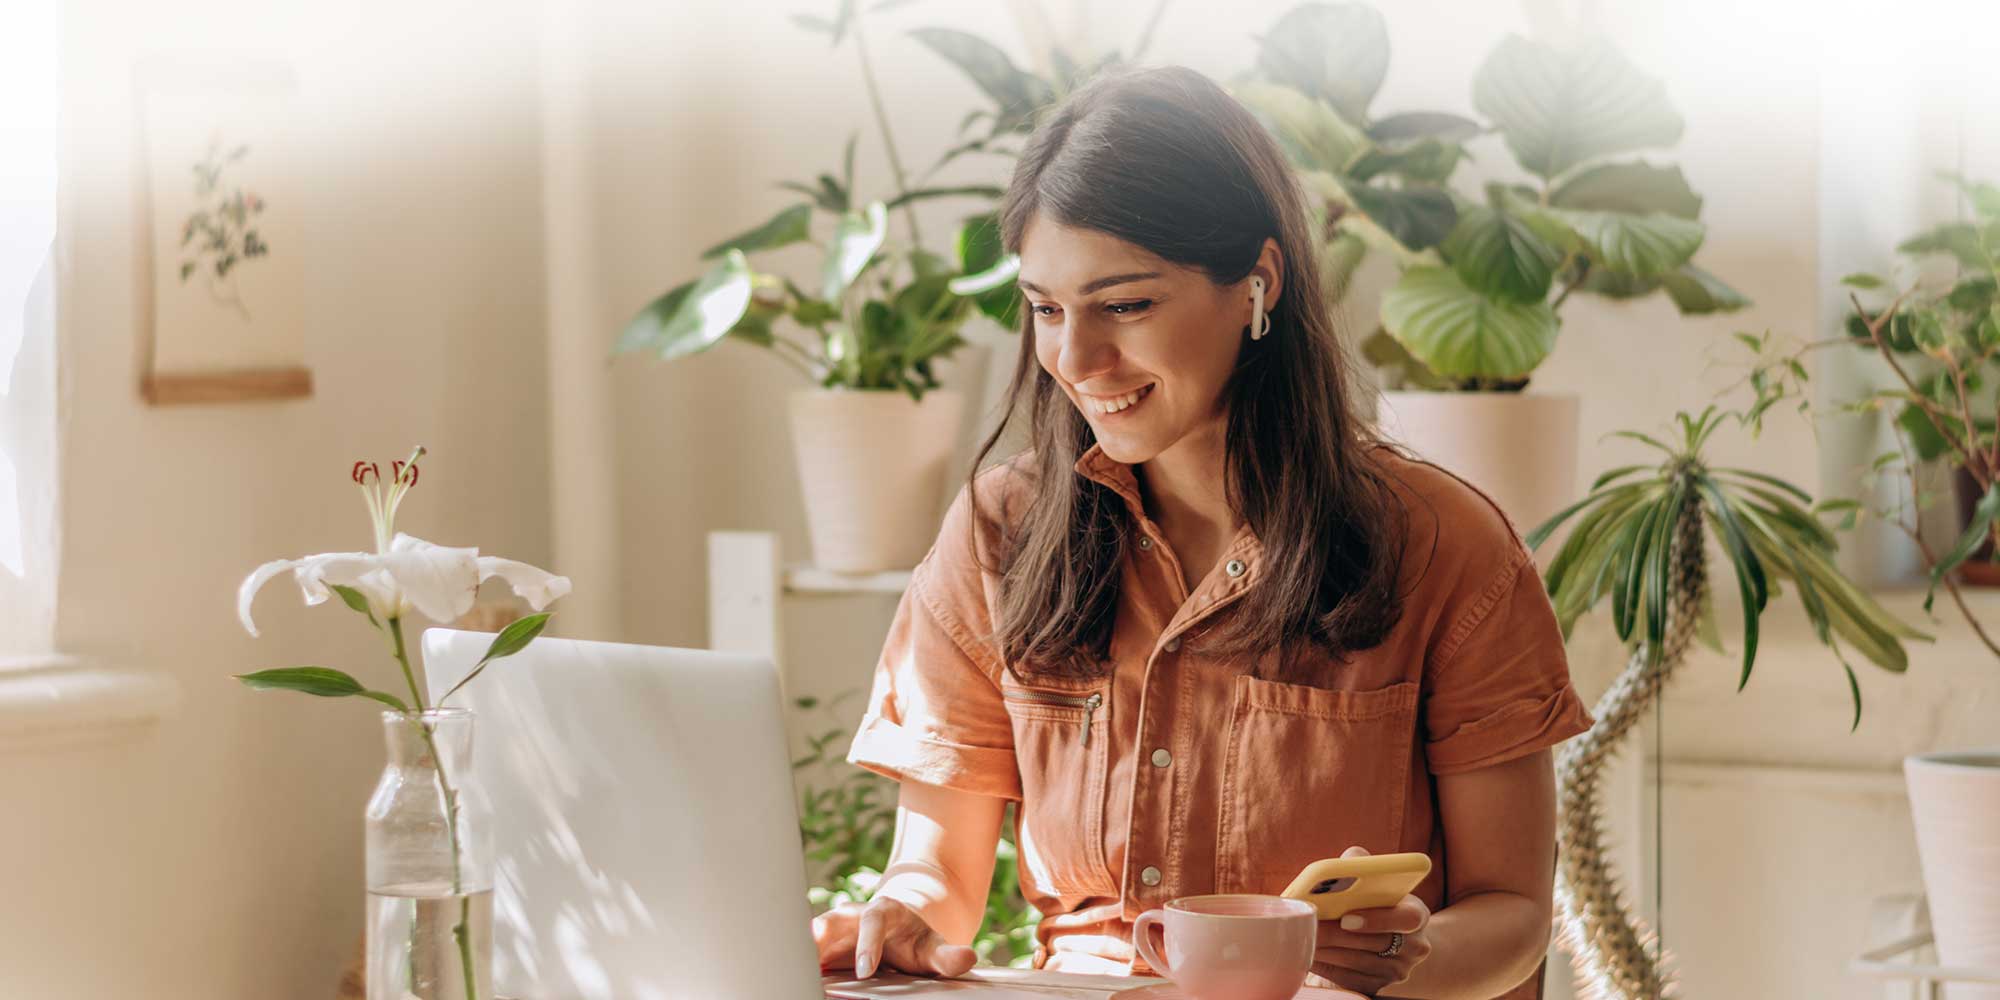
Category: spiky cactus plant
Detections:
[{"x1": 1526, "y1": 406, "x2": 1929, "y2": 998}]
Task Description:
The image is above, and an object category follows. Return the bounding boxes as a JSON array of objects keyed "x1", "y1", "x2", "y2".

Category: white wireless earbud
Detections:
[{"x1": 1249, "y1": 277, "x2": 1269, "y2": 340}]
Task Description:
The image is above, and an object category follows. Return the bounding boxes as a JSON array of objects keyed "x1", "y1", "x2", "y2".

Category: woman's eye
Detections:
[
  {"x1": 1032, "y1": 304, "x2": 1060, "y2": 318},
  {"x1": 1107, "y1": 300, "x2": 1152, "y2": 315}
]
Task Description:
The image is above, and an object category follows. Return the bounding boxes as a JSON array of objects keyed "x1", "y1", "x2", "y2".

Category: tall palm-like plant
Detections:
[{"x1": 1525, "y1": 406, "x2": 1928, "y2": 1000}]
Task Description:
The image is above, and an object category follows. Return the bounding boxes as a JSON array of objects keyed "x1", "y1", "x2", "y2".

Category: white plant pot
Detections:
[
  {"x1": 1374, "y1": 390, "x2": 1581, "y2": 542},
  {"x1": 788, "y1": 388, "x2": 966, "y2": 573},
  {"x1": 1905, "y1": 750, "x2": 2000, "y2": 997}
]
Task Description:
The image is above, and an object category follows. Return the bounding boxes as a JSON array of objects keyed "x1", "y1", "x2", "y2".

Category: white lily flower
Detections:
[
  {"x1": 237, "y1": 449, "x2": 571, "y2": 636},
  {"x1": 237, "y1": 533, "x2": 571, "y2": 637}
]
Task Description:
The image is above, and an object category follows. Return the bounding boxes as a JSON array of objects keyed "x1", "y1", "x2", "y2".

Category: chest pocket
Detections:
[
  {"x1": 1214, "y1": 676, "x2": 1419, "y2": 894},
  {"x1": 1001, "y1": 677, "x2": 1113, "y2": 898}
]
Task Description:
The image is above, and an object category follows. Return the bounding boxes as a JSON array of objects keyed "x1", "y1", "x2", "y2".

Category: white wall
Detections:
[{"x1": 0, "y1": 0, "x2": 552, "y2": 997}]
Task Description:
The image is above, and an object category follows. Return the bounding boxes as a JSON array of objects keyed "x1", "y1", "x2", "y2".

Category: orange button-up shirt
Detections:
[{"x1": 847, "y1": 442, "x2": 1594, "y2": 998}]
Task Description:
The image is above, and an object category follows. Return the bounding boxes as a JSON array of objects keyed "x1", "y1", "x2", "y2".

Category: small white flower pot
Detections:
[
  {"x1": 1905, "y1": 750, "x2": 2000, "y2": 998},
  {"x1": 788, "y1": 387, "x2": 965, "y2": 573}
]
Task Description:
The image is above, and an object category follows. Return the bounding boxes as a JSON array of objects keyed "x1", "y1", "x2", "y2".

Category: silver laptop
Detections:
[{"x1": 421, "y1": 628, "x2": 824, "y2": 1000}]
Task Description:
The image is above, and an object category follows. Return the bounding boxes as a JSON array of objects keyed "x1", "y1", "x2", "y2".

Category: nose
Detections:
[{"x1": 1053, "y1": 315, "x2": 1119, "y2": 388}]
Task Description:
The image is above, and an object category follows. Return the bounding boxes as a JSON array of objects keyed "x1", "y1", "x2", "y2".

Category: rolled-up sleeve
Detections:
[
  {"x1": 1423, "y1": 547, "x2": 1595, "y2": 776},
  {"x1": 846, "y1": 489, "x2": 1021, "y2": 800}
]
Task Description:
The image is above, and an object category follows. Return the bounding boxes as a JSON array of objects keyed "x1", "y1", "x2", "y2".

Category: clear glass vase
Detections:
[{"x1": 366, "y1": 708, "x2": 493, "y2": 1000}]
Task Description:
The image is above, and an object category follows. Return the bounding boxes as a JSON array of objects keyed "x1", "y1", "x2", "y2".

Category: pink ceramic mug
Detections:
[{"x1": 1132, "y1": 894, "x2": 1317, "y2": 1000}]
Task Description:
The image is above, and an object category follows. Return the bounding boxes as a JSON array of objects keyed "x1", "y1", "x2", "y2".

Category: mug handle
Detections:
[{"x1": 1132, "y1": 908, "x2": 1172, "y2": 977}]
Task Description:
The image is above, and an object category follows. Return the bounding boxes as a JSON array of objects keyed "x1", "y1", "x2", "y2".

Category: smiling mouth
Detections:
[{"x1": 1081, "y1": 383, "x2": 1155, "y2": 416}]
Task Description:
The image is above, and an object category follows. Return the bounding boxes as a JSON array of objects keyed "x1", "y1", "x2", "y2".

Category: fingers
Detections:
[
  {"x1": 854, "y1": 904, "x2": 890, "y2": 978},
  {"x1": 1337, "y1": 896, "x2": 1431, "y2": 934},
  {"x1": 916, "y1": 927, "x2": 978, "y2": 978},
  {"x1": 1314, "y1": 930, "x2": 1432, "y2": 963},
  {"x1": 1340, "y1": 845, "x2": 1371, "y2": 859},
  {"x1": 841, "y1": 898, "x2": 974, "y2": 981},
  {"x1": 1318, "y1": 896, "x2": 1430, "y2": 956},
  {"x1": 813, "y1": 906, "x2": 860, "y2": 970},
  {"x1": 1316, "y1": 923, "x2": 1397, "y2": 952},
  {"x1": 879, "y1": 914, "x2": 976, "y2": 979}
]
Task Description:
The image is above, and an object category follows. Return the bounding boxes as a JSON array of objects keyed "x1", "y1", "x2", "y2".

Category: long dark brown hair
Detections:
[{"x1": 968, "y1": 64, "x2": 1413, "y2": 681}]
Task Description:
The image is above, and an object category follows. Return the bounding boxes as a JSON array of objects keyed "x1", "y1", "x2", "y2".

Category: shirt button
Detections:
[
  {"x1": 1163, "y1": 637, "x2": 1180, "y2": 652},
  {"x1": 1137, "y1": 536, "x2": 1153, "y2": 550},
  {"x1": 1151, "y1": 748, "x2": 1172, "y2": 768},
  {"x1": 1225, "y1": 559, "x2": 1246, "y2": 578},
  {"x1": 1140, "y1": 866, "x2": 1163, "y2": 887}
]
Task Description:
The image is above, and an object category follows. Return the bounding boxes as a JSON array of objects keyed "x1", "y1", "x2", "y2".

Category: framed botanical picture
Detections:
[{"x1": 137, "y1": 55, "x2": 309, "y2": 404}]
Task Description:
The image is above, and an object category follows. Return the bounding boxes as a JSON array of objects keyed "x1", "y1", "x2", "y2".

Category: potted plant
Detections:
[
  {"x1": 790, "y1": 691, "x2": 1043, "y2": 968},
  {"x1": 1526, "y1": 398, "x2": 1928, "y2": 999},
  {"x1": 1236, "y1": 5, "x2": 1751, "y2": 531},
  {"x1": 615, "y1": 3, "x2": 1020, "y2": 573},
  {"x1": 1752, "y1": 171, "x2": 2000, "y2": 984}
]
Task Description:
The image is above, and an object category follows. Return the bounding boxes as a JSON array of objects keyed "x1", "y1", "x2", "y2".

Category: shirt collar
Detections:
[
  {"x1": 1071, "y1": 442, "x2": 1266, "y2": 588},
  {"x1": 1073, "y1": 442, "x2": 1144, "y2": 511}
]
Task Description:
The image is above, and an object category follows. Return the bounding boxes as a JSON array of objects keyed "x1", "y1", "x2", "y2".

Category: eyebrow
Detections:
[{"x1": 1016, "y1": 271, "x2": 1163, "y2": 297}]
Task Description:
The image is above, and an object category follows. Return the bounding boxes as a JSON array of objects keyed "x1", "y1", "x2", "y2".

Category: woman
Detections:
[{"x1": 813, "y1": 64, "x2": 1593, "y2": 999}]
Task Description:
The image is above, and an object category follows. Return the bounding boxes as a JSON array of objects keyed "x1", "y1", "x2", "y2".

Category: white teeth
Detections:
[{"x1": 1086, "y1": 384, "x2": 1152, "y2": 414}]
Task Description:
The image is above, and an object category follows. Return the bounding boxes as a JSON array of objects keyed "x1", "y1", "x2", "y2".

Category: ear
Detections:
[{"x1": 1248, "y1": 237, "x2": 1285, "y2": 311}]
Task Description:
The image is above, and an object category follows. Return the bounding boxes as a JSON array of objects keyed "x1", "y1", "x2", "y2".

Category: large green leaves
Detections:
[
  {"x1": 1379, "y1": 266, "x2": 1558, "y2": 378},
  {"x1": 1345, "y1": 185, "x2": 1458, "y2": 252},
  {"x1": 1442, "y1": 203, "x2": 1563, "y2": 303},
  {"x1": 1551, "y1": 162, "x2": 1702, "y2": 218},
  {"x1": 1348, "y1": 139, "x2": 1465, "y2": 185},
  {"x1": 822, "y1": 201, "x2": 889, "y2": 301},
  {"x1": 1473, "y1": 35, "x2": 1684, "y2": 181},
  {"x1": 1234, "y1": 82, "x2": 1370, "y2": 173},
  {"x1": 1253, "y1": 2, "x2": 1389, "y2": 124},
  {"x1": 615, "y1": 249, "x2": 755, "y2": 359},
  {"x1": 1543, "y1": 207, "x2": 1705, "y2": 277}
]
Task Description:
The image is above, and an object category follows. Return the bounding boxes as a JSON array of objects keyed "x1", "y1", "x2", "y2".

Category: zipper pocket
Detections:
[{"x1": 1003, "y1": 689, "x2": 1105, "y2": 747}]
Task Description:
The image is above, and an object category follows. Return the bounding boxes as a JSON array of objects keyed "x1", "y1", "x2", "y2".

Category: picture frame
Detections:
[{"x1": 135, "y1": 54, "x2": 310, "y2": 405}]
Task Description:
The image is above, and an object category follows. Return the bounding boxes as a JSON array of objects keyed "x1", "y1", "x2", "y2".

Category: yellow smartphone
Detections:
[{"x1": 1279, "y1": 852, "x2": 1433, "y2": 921}]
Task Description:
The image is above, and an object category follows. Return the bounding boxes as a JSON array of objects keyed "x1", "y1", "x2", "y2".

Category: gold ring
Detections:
[{"x1": 1377, "y1": 932, "x2": 1404, "y2": 958}]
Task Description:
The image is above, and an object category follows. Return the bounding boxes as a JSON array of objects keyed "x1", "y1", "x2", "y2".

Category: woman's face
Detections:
[{"x1": 1017, "y1": 213, "x2": 1281, "y2": 466}]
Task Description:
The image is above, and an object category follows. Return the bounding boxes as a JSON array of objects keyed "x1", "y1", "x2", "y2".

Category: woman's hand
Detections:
[
  {"x1": 1310, "y1": 847, "x2": 1433, "y2": 995},
  {"x1": 813, "y1": 894, "x2": 978, "y2": 980}
]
